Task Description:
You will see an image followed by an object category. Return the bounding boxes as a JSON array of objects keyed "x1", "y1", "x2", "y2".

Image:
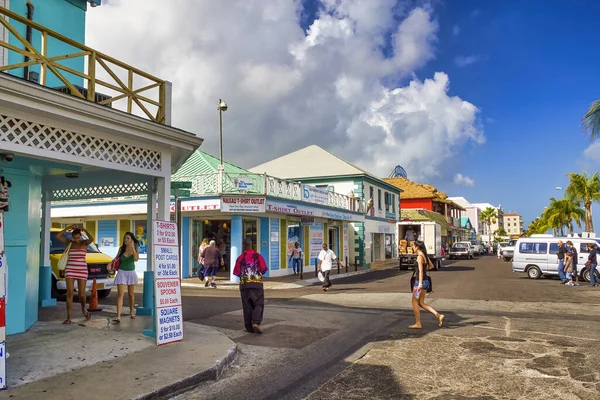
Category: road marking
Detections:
[
  {"x1": 474, "y1": 325, "x2": 600, "y2": 342},
  {"x1": 504, "y1": 316, "x2": 511, "y2": 337}
]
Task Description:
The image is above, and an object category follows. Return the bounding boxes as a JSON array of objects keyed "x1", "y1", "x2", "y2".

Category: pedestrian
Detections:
[
  {"x1": 557, "y1": 240, "x2": 568, "y2": 284},
  {"x1": 586, "y1": 243, "x2": 598, "y2": 287},
  {"x1": 233, "y1": 238, "x2": 268, "y2": 333},
  {"x1": 289, "y1": 242, "x2": 303, "y2": 275},
  {"x1": 108, "y1": 232, "x2": 140, "y2": 323},
  {"x1": 317, "y1": 243, "x2": 337, "y2": 292},
  {"x1": 197, "y1": 238, "x2": 209, "y2": 279},
  {"x1": 409, "y1": 240, "x2": 445, "y2": 329},
  {"x1": 56, "y1": 225, "x2": 94, "y2": 324},
  {"x1": 201, "y1": 240, "x2": 224, "y2": 288},
  {"x1": 565, "y1": 241, "x2": 580, "y2": 286},
  {"x1": 497, "y1": 242, "x2": 502, "y2": 259}
]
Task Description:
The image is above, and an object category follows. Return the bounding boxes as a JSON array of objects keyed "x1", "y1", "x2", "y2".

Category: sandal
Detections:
[
  {"x1": 130, "y1": 314, "x2": 136, "y2": 319},
  {"x1": 84, "y1": 311, "x2": 92, "y2": 320},
  {"x1": 439, "y1": 314, "x2": 445, "y2": 327},
  {"x1": 62, "y1": 319, "x2": 72, "y2": 325},
  {"x1": 112, "y1": 318, "x2": 121, "y2": 324}
]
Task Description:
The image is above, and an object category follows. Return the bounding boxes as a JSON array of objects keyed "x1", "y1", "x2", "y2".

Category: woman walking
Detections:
[
  {"x1": 410, "y1": 240, "x2": 445, "y2": 329},
  {"x1": 108, "y1": 232, "x2": 140, "y2": 323},
  {"x1": 56, "y1": 225, "x2": 94, "y2": 324}
]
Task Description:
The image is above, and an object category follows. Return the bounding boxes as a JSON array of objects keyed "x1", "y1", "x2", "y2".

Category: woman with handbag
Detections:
[
  {"x1": 56, "y1": 225, "x2": 95, "y2": 324},
  {"x1": 409, "y1": 241, "x2": 445, "y2": 329},
  {"x1": 108, "y1": 232, "x2": 139, "y2": 323}
]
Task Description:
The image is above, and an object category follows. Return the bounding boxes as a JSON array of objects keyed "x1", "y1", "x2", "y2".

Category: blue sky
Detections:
[{"x1": 300, "y1": 0, "x2": 600, "y2": 226}]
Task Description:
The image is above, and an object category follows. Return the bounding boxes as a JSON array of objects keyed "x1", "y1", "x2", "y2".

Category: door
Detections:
[
  {"x1": 547, "y1": 242, "x2": 560, "y2": 273},
  {"x1": 373, "y1": 233, "x2": 382, "y2": 261},
  {"x1": 328, "y1": 227, "x2": 338, "y2": 254}
]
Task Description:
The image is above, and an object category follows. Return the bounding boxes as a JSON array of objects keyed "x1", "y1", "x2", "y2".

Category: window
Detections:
[
  {"x1": 519, "y1": 242, "x2": 548, "y2": 254},
  {"x1": 369, "y1": 186, "x2": 374, "y2": 200},
  {"x1": 549, "y1": 243, "x2": 559, "y2": 254},
  {"x1": 392, "y1": 194, "x2": 396, "y2": 213},
  {"x1": 377, "y1": 189, "x2": 382, "y2": 210},
  {"x1": 384, "y1": 192, "x2": 391, "y2": 212},
  {"x1": 580, "y1": 244, "x2": 590, "y2": 254}
]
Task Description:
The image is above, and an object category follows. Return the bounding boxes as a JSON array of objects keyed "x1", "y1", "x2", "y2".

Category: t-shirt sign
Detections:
[{"x1": 153, "y1": 220, "x2": 184, "y2": 346}]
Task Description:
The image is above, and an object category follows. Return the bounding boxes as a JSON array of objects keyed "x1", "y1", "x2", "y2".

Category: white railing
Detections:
[{"x1": 174, "y1": 171, "x2": 366, "y2": 213}]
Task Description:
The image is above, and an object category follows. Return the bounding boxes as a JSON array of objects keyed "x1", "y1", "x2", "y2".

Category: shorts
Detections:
[
  {"x1": 204, "y1": 266, "x2": 217, "y2": 277},
  {"x1": 413, "y1": 279, "x2": 431, "y2": 290}
]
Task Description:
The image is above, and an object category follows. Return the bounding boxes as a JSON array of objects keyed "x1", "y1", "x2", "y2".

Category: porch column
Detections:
[
  {"x1": 39, "y1": 189, "x2": 56, "y2": 307},
  {"x1": 138, "y1": 179, "x2": 157, "y2": 316},
  {"x1": 229, "y1": 215, "x2": 242, "y2": 283}
]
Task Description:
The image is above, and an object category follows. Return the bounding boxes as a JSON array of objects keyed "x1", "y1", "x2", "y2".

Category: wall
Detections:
[
  {"x1": 401, "y1": 198, "x2": 433, "y2": 211},
  {"x1": 259, "y1": 217, "x2": 269, "y2": 277},
  {"x1": 4, "y1": 167, "x2": 42, "y2": 335},
  {"x1": 8, "y1": 0, "x2": 88, "y2": 87}
]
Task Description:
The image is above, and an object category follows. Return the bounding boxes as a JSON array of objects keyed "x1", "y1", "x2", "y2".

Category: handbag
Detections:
[
  {"x1": 113, "y1": 255, "x2": 121, "y2": 271},
  {"x1": 409, "y1": 270, "x2": 433, "y2": 293},
  {"x1": 57, "y1": 243, "x2": 72, "y2": 271},
  {"x1": 197, "y1": 264, "x2": 205, "y2": 281}
]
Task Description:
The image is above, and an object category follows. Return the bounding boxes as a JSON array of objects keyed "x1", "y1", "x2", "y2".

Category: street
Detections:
[{"x1": 162, "y1": 256, "x2": 600, "y2": 400}]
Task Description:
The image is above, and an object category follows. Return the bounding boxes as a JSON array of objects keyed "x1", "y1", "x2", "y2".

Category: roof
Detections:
[
  {"x1": 385, "y1": 177, "x2": 465, "y2": 210},
  {"x1": 504, "y1": 213, "x2": 521, "y2": 217},
  {"x1": 173, "y1": 150, "x2": 250, "y2": 177},
  {"x1": 400, "y1": 209, "x2": 448, "y2": 235},
  {"x1": 447, "y1": 197, "x2": 477, "y2": 209},
  {"x1": 250, "y1": 145, "x2": 372, "y2": 180},
  {"x1": 460, "y1": 216, "x2": 473, "y2": 230}
]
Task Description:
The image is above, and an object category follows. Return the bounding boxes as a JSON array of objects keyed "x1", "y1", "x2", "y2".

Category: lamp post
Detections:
[{"x1": 217, "y1": 99, "x2": 228, "y2": 166}]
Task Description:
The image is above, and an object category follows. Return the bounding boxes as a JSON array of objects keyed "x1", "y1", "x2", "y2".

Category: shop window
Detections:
[
  {"x1": 243, "y1": 219, "x2": 258, "y2": 252},
  {"x1": 378, "y1": 189, "x2": 382, "y2": 210}
]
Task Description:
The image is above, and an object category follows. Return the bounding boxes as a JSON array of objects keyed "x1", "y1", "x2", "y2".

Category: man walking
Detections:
[
  {"x1": 233, "y1": 238, "x2": 268, "y2": 333},
  {"x1": 565, "y1": 241, "x2": 580, "y2": 286},
  {"x1": 318, "y1": 243, "x2": 337, "y2": 292},
  {"x1": 557, "y1": 240, "x2": 568, "y2": 284},
  {"x1": 200, "y1": 240, "x2": 224, "y2": 288}
]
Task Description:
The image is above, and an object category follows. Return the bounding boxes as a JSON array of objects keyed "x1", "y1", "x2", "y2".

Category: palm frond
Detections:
[{"x1": 582, "y1": 100, "x2": 600, "y2": 141}]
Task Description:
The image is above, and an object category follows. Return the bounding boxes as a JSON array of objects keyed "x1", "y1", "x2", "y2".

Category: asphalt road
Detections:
[{"x1": 170, "y1": 255, "x2": 600, "y2": 400}]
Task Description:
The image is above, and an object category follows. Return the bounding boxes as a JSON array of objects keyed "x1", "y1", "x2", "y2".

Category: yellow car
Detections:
[{"x1": 49, "y1": 228, "x2": 116, "y2": 298}]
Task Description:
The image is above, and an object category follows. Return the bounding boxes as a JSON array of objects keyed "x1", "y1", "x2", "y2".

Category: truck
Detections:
[{"x1": 397, "y1": 221, "x2": 442, "y2": 270}]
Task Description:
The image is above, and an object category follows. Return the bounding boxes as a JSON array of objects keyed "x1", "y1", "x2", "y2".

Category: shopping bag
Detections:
[
  {"x1": 317, "y1": 271, "x2": 325, "y2": 282},
  {"x1": 57, "y1": 242, "x2": 72, "y2": 270}
]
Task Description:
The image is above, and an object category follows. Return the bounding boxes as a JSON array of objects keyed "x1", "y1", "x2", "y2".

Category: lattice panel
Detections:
[
  {"x1": 53, "y1": 182, "x2": 149, "y2": 201},
  {"x1": 0, "y1": 115, "x2": 162, "y2": 171}
]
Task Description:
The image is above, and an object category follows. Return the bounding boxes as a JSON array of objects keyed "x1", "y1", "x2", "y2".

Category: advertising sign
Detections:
[
  {"x1": 170, "y1": 199, "x2": 220, "y2": 213},
  {"x1": 300, "y1": 217, "x2": 315, "y2": 226},
  {"x1": 221, "y1": 197, "x2": 266, "y2": 213},
  {"x1": 309, "y1": 227, "x2": 324, "y2": 259},
  {"x1": 152, "y1": 220, "x2": 183, "y2": 346},
  {"x1": 233, "y1": 177, "x2": 254, "y2": 191},
  {"x1": 302, "y1": 185, "x2": 329, "y2": 206},
  {"x1": 0, "y1": 342, "x2": 5, "y2": 390},
  {"x1": 343, "y1": 225, "x2": 349, "y2": 255}
]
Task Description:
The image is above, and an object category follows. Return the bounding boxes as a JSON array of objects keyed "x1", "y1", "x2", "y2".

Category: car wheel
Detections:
[
  {"x1": 98, "y1": 289, "x2": 112, "y2": 299},
  {"x1": 503, "y1": 256, "x2": 512, "y2": 262},
  {"x1": 582, "y1": 268, "x2": 600, "y2": 283},
  {"x1": 527, "y1": 266, "x2": 542, "y2": 279}
]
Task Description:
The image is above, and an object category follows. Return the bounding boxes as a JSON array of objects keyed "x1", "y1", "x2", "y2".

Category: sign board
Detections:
[
  {"x1": 300, "y1": 217, "x2": 315, "y2": 226},
  {"x1": 0, "y1": 342, "x2": 5, "y2": 390},
  {"x1": 302, "y1": 185, "x2": 329, "y2": 206},
  {"x1": 270, "y1": 231, "x2": 278, "y2": 242},
  {"x1": 169, "y1": 199, "x2": 220, "y2": 213},
  {"x1": 170, "y1": 189, "x2": 191, "y2": 197},
  {"x1": 343, "y1": 225, "x2": 349, "y2": 255},
  {"x1": 266, "y1": 200, "x2": 358, "y2": 222},
  {"x1": 171, "y1": 181, "x2": 192, "y2": 189},
  {"x1": 221, "y1": 197, "x2": 266, "y2": 213},
  {"x1": 309, "y1": 227, "x2": 324, "y2": 258},
  {"x1": 233, "y1": 177, "x2": 254, "y2": 191},
  {"x1": 152, "y1": 220, "x2": 183, "y2": 346}
]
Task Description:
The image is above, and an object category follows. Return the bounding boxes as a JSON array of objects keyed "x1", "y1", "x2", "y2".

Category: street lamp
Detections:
[{"x1": 217, "y1": 99, "x2": 228, "y2": 166}]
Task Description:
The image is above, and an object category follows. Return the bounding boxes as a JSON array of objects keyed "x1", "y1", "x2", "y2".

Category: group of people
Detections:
[
  {"x1": 557, "y1": 240, "x2": 598, "y2": 287},
  {"x1": 57, "y1": 226, "x2": 140, "y2": 325}
]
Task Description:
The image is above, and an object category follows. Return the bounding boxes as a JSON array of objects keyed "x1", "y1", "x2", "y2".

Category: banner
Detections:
[
  {"x1": 302, "y1": 185, "x2": 329, "y2": 206},
  {"x1": 309, "y1": 227, "x2": 324, "y2": 259},
  {"x1": 221, "y1": 197, "x2": 266, "y2": 213}
]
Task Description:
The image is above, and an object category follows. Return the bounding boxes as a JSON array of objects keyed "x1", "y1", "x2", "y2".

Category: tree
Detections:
[
  {"x1": 479, "y1": 207, "x2": 498, "y2": 240},
  {"x1": 542, "y1": 197, "x2": 585, "y2": 235},
  {"x1": 495, "y1": 227, "x2": 508, "y2": 237},
  {"x1": 582, "y1": 100, "x2": 600, "y2": 140},
  {"x1": 565, "y1": 171, "x2": 600, "y2": 233},
  {"x1": 527, "y1": 217, "x2": 550, "y2": 235}
]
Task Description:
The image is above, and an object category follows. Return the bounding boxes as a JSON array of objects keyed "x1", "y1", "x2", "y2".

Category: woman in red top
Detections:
[{"x1": 57, "y1": 225, "x2": 94, "y2": 324}]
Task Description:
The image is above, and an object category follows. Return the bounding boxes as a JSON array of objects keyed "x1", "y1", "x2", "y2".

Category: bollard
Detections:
[
  {"x1": 355, "y1": 256, "x2": 358, "y2": 272},
  {"x1": 314, "y1": 257, "x2": 318, "y2": 277},
  {"x1": 300, "y1": 261, "x2": 304, "y2": 280},
  {"x1": 345, "y1": 256, "x2": 348, "y2": 273},
  {"x1": 337, "y1": 258, "x2": 340, "y2": 274}
]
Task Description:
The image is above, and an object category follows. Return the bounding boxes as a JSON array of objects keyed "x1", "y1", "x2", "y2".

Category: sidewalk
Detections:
[{"x1": 0, "y1": 316, "x2": 237, "y2": 399}]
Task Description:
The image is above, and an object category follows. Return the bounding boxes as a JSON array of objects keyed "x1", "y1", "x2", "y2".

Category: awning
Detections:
[{"x1": 399, "y1": 209, "x2": 449, "y2": 236}]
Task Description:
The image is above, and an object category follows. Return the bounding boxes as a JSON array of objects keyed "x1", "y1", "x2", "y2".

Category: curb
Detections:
[{"x1": 136, "y1": 344, "x2": 238, "y2": 400}]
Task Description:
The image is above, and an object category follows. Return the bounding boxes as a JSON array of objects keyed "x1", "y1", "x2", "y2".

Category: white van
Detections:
[{"x1": 512, "y1": 237, "x2": 600, "y2": 281}]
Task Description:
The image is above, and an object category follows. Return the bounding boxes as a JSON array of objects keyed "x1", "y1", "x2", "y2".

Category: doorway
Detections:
[
  {"x1": 328, "y1": 227, "x2": 338, "y2": 254},
  {"x1": 374, "y1": 233, "x2": 382, "y2": 261}
]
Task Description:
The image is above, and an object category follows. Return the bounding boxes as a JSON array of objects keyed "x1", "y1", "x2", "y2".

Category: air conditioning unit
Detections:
[{"x1": 53, "y1": 84, "x2": 112, "y2": 108}]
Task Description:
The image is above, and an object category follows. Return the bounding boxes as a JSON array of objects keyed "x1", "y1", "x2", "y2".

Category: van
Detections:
[
  {"x1": 50, "y1": 228, "x2": 116, "y2": 298},
  {"x1": 512, "y1": 236, "x2": 600, "y2": 281}
]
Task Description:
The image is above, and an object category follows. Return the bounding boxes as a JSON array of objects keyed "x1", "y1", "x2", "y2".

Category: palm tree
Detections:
[
  {"x1": 542, "y1": 197, "x2": 585, "y2": 235},
  {"x1": 479, "y1": 207, "x2": 498, "y2": 240},
  {"x1": 565, "y1": 171, "x2": 600, "y2": 233},
  {"x1": 527, "y1": 217, "x2": 550, "y2": 235},
  {"x1": 582, "y1": 100, "x2": 600, "y2": 140}
]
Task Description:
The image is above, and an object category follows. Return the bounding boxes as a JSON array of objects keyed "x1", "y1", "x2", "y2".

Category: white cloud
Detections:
[
  {"x1": 583, "y1": 141, "x2": 600, "y2": 163},
  {"x1": 86, "y1": 0, "x2": 483, "y2": 181},
  {"x1": 454, "y1": 173, "x2": 475, "y2": 187},
  {"x1": 452, "y1": 25, "x2": 460, "y2": 36},
  {"x1": 454, "y1": 54, "x2": 480, "y2": 67}
]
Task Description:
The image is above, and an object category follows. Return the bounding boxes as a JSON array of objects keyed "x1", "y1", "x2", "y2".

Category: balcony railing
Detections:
[
  {"x1": 0, "y1": 7, "x2": 168, "y2": 124},
  {"x1": 173, "y1": 172, "x2": 366, "y2": 213}
]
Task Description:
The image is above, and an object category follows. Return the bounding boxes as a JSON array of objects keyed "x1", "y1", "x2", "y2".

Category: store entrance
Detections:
[
  {"x1": 374, "y1": 233, "x2": 382, "y2": 261},
  {"x1": 328, "y1": 227, "x2": 338, "y2": 254}
]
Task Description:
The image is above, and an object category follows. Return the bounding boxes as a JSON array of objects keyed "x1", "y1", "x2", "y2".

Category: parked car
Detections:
[
  {"x1": 470, "y1": 240, "x2": 484, "y2": 256},
  {"x1": 499, "y1": 240, "x2": 517, "y2": 261},
  {"x1": 448, "y1": 242, "x2": 474, "y2": 260},
  {"x1": 49, "y1": 228, "x2": 115, "y2": 299},
  {"x1": 512, "y1": 236, "x2": 600, "y2": 281}
]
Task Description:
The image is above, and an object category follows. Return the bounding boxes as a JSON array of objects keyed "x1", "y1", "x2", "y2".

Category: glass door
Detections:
[{"x1": 243, "y1": 219, "x2": 258, "y2": 251}]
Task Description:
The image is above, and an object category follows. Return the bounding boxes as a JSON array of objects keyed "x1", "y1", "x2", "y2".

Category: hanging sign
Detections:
[
  {"x1": 309, "y1": 227, "x2": 324, "y2": 259},
  {"x1": 152, "y1": 220, "x2": 183, "y2": 346}
]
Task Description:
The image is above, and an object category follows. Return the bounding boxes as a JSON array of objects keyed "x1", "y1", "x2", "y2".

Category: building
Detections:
[
  {"x1": 471, "y1": 203, "x2": 504, "y2": 240},
  {"x1": 503, "y1": 213, "x2": 523, "y2": 236},
  {"x1": 384, "y1": 178, "x2": 471, "y2": 244},
  {"x1": 52, "y1": 150, "x2": 367, "y2": 278},
  {"x1": 250, "y1": 145, "x2": 400, "y2": 267},
  {"x1": 0, "y1": 4, "x2": 203, "y2": 334},
  {"x1": 448, "y1": 197, "x2": 484, "y2": 237}
]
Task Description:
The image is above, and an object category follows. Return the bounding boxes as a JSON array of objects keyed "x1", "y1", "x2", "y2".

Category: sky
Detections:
[{"x1": 86, "y1": 0, "x2": 600, "y2": 228}]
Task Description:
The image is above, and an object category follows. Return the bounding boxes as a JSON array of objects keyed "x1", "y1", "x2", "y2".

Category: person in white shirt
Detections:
[
  {"x1": 405, "y1": 228, "x2": 416, "y2": 242},
  {"x1": 318, "y1": 243, "x2": 337, "y2": 292}
]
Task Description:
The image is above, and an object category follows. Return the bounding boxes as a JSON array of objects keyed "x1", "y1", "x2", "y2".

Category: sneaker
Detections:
[
  {"x1": 205, "y1": 281, "x2": 210, "y2": 288},
  {"x1": 565, "y1": 282, "x2": 574, "y2": 286},
  {"x1": 211, "y1": 282, "x2": 217, "y2": 288},
  {"x1": 252, "y1": 323, "x2": 262, "y2": 334},
  {"x1": 574, "y1": 282, "x2": 580, "y2": 286}
]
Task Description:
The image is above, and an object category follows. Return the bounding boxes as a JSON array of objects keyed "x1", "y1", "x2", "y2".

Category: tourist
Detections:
[
  {"x1": 318, "y1": 243, "x2": 337, "y2": 292},
  {"x1": 201, "y1": 240, "x2": 224, "y2": 288},
  {"x1": 565, "y1": 241, "x2": 580, "y2": 286},
  {"x1": 197, "y1": 238, "x2": 209, "y2": 279},
  {"x1": 233, "y1": 238, "x2": 268, "y2": 333},
  {"x1": 557, "y1": 240, "x2": 568, "y2": 284},
  {"x1": 409, "y1": 240, "x2": 445, "y2": 329},
  {"x1": 289, "y1": 242, "x2": 303, "y2": 275},
  {"x1": 108, "y1": 232, "x2": 140, "y2": 323},
  {"x1": 587, "y1": 243, "x2": 598, "y2": 287},
  {"x1": 56, "y1": 225, "x2": 94, "y2": 324}
]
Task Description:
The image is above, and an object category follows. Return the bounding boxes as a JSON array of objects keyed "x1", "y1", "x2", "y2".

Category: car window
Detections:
[
  {"x1": 579, "y1": 243, "x2": 589, "y2": 254},
  {"x1": 549, "y1": 243, "x2": 559, "y2": 254},
  {"x1": 519, "y1": 242, "x2": 548, "y2": 254},
  {"x1": 50, "y1": 232, "x2": 100, "y2": 254}
]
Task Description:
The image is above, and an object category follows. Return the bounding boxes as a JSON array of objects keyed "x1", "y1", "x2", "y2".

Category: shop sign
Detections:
[
  {"x1": 270, "y1": 231, "x2": 279, "y2": 242},
  {"x1": 221, "y1": 197, "x2": 266, "y2": 213},
  {"x1": 322, "y1": 210, "x2": 353, "y2": 221},
  {"x1": 300, "y1": 217, "x2": 315, "y2": 226},
  {"x1": 233, "y1": 177, "x2": 254, "y2": 191},
  {"x1": 0, "y1": 342, "x2": 5, "y2": 390},
  {"x1": 309, "y1": 227, "x2": 324, "y2": 259},
  {"x1": 302, "y1": 185, "x2": 329, "y2": 206},
  {"x1": 152, "y1": 220, "x2": 183, "y2": 346},
  {"x1": 169, "y1": 199, "x2": 220, "y2": 213},
  {"x1": 378, "y1": 225, "x2": 392, "y2": 233},
  {"x1": 343, "y1": 225, "x2": 349, "y2": 254},
  {"x1": 266, "y1": 201, "x2": 315, "y2": 217}
]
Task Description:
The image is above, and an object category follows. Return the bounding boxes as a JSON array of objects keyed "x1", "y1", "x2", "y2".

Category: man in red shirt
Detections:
[{"x1": 233, "y1": 238, "x2": 268, "y2": 333}]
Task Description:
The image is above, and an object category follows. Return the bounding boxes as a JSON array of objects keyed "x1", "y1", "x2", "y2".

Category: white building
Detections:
[
  {"x1": 448, "y1": 197, "x2": 484, "y2": 236},
  {"x1": 503, "y1": 213, "x2": 523, "y2": 236},
  {"x1": 471, "y1": 203, "x2": 504, "y2": 238}
]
